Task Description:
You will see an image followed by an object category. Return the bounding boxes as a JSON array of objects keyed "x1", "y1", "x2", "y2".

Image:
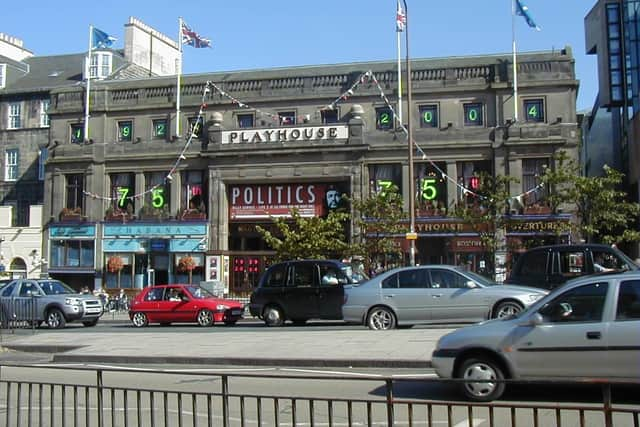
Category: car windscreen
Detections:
[
  {"x1": 186, "y1": 285, "x2": 215, "y2": 299},
  {"x1": 39, "y1": 280, "x2": 77, "y2": 295}
]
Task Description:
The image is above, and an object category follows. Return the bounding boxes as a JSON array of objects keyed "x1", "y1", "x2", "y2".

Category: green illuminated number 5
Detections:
[
  {"x1": 117, "y1": 188, "x2": 129, "y2": 208},
  {"x1": 152, "y1": 188, "x2": 165, "y2": 208},
  {"x1": 420, "y1": 178, "x2": 437, "y2": 200}
]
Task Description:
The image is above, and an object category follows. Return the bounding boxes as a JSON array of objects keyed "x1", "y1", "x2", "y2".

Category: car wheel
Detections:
[
  {"x1": 197, "y1": 309, "x2": 214, "y2": 327},
  {"x1": 131, "y1": 312, "x2": 148, "y2": 328},
  {"x1": 82, "y1": 319, "x2": 99, "y2": 327},
  {"x1": 366, "y1": 306, "x2": 396, "y2": 330},
  {"x1": 458, "y1": 357, "x2": 506, "y2": 402},
  {"x1": 263, "y1": 306, "x2": 284, "y2": 327},
  {"x1": 492, "y1": 301, "x2": 524, "y2": 319},
  {"x1": 46, "y1": 309, "x2": 66, "y2": 329}
]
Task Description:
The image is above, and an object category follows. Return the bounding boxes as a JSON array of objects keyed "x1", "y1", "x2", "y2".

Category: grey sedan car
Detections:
[
  {"x1": 432, "y1": 271, "x2": 640, "y2": 402},
  {"x1": 342, "y1": 265, "x2": 547, "y2": 330}
]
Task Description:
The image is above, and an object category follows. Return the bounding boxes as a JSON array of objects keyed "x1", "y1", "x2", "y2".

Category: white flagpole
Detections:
[
  {"x1": 396, "y1": 0, "x2": 403, "y2": 128},
  {"x1": 84, "y1": 25, "x2": 93, "y2": 142},
  {"x1": 512, "y1": 0, "x2": 519, "y2": 122},
  {"x1": 176, "y1": 17, "x2": 183, "y2": 138}
]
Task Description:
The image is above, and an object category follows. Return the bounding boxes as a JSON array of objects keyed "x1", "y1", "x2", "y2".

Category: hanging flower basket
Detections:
[
  {"x1": 177, "y1": 255, "x2": 196, "y2": 273},
  {"x1": 107, "y1": 255, "x2": 124, "y2": 273}
]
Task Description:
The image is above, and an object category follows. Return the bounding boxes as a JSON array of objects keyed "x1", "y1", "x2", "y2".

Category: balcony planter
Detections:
[
  {"x1": 523, "y1": 204, "x2": 552, "y2": 215},
  {"x1": 105, "y1": 207, "x2": 132, "y2": 223},
  {"x1": 59, "y1": 207, "x2": 83, "y2": 222},
  {"x1": 180, "y1": 209, "x2": 206, "y2": 220}
]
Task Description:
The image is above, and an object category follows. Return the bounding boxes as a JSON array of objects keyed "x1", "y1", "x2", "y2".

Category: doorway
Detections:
[{"x1": 150, "y1": 254, "x2": 169, "y2": 284}]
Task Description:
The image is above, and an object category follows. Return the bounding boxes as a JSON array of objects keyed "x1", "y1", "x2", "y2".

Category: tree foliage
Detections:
[
  {"x1": 256, "y1": 208, "x2": 351, "y2": 262},
  {"x1": 349, "y1": 185, "x2": 407, "y2": 273},
  {"x1": 540, "y1": 151, "x2": 640, "y2": 245}
]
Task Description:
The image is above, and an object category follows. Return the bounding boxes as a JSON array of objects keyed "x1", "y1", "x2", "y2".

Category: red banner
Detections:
[{"x1": 229, "y1": 183, "x2": 329, "y2": 219}]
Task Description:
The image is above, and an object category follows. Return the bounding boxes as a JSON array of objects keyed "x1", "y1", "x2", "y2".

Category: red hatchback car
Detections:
[{"x1": 129, "y1": 284, "x2": 244, "y2": 327}]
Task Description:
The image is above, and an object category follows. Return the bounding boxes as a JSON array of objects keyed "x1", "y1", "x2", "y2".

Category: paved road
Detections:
[{"x1": 0, "y1": 313, "x2": 456, "y2": 368}]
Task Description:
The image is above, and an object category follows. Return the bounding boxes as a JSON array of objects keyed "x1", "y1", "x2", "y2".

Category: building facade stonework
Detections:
[{"x1": 43, "y1": 48, "x2": 580, "y2": 294}]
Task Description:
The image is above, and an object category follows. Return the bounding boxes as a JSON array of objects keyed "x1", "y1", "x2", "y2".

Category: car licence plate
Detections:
[{"x1": 231, "y1": 309, "x2": 242, "y2": 316}]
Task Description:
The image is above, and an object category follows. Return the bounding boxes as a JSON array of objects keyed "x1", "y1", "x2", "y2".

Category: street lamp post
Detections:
[{"x1": 403, "y1": 0, "x2": 416, "y2": 266}]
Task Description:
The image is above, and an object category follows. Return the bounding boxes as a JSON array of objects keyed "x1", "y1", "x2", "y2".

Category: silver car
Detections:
[
  {"x1": 432, "y1": 271, "x2": 640, "y2": 402},
  {"x1": 342, "y1": 265, "x2": 547, "y2": 330}
]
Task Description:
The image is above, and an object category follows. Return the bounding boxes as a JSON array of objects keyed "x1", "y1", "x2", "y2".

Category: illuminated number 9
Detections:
[
  {"x1": 468, "y1": 109, "x2": 478, "y2": 121},
  {"x1": 117, "y1": 187, "x2": 129, "y2": 208},
  {"x1": 420, "y1": 178, "x2": 437, "y2": 200},
  {"x1": 527, "y1": 105, "x2": 538, "y2": 118},
  {"x1": 152, "y1": 188, "x2": 165, "y2": 208},
  {"x1": 380, "y1": 113, "x2": 390, "y2": 125},
  {"x1": 122, "y1": 126, "x2": 130, "y2": 137},
  {"x1": 423, "y1": 111, "x2": 432, "y2": 123}
]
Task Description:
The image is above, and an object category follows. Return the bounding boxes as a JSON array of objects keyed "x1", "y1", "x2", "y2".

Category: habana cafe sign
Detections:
[
  {"x1": 221, "y1": 125, "x2": 349, "y2": 144},
  {"x1": 229, "y1": 183, "x2": 332, "y2": 219}
]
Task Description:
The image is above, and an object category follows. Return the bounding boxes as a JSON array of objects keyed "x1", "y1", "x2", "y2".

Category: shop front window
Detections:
[{"x1": 50, "y1": 240, "x2": 95, "y2": 268}]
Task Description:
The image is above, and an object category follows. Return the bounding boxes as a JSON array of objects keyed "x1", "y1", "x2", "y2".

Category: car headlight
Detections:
[
  {"x1": 526, "y1": 294, "x2": 543, "y2": 303},
  {"x1": 65, "y1": 297, "x2": 81, "y2": 306},
  {"x1": 216, "y1": 304, "x2": 230, "y2": 310}
]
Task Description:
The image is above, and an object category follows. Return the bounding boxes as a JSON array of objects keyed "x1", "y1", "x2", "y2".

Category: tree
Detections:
[
  {"x1": 451, "y1": 172, "x2": 518, "y2": 276},
  {"x1": 178, "y1": 255, "x2": 196, "y2": 284},
  {"x1": 540, "y1": 151, "x2": 640, "y2": 245},
  {"x1": 256, "y1": 208, "x2": 351, "y2": 262},
  {"x1": 349, "y1": 184, "x2": 407, "y2": 274},
  {"x1": 107, "y1": 255, "x2": 124, "y2": 287}
]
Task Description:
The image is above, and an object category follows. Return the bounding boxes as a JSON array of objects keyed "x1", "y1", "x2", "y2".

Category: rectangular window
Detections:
[
  {"x1": 187, "y1": 117, "x2": 204, "y2": 139},
  {"x1": 321, "y1": 108, "x2": 339, "y2": 124},
  {"x1": 66, "y1": 174, "x2": 84, "y2": 211},
  {"x1": 152, "y1": 119, "x2": 167, "y2": 139},
  {"x1": 416, "y1": 162, "x2": 448, "y2": 211},
  {"x1": 38, "y1": 148, "x2": 48, "y2": 181},
  {"x1": 117, "y1": 120, "x2": 133, "y2": 142},
  {"x1": 522, "y1": 158, "x2": 549, "y2": 204},
  {"x1": 419, "y1": 105, "x2": 438, "y2": 128},
  {"x1": 376, "y1": 107, "x2": 393, "y2": 130},
  {"x1": 523, "y1": 99, "x2": 545, "y2": 122},
  {"x1": 369, "y1": 164, "x2": 402, "y2": 195},
  {"x1": 456, "y1": 161, "x2": 492, "y2": 203},
  {"x1": 70, "y1": 124, "x2": 84, "y2": 144},
  {"x1": 4, "y1": 149, "x2": 18, "y2": 181},
  {"x1": 606, "y1": 3, "x2": 624, "y2": 104},
  {"x1": 144, "y1": 172, "x2": 170, "y2": 216},
  {"x1": 110, "y1": 173, "x2": 135, "y2": 213},
  {"x1": 278, "y1": 111, "x2": 296, "y2": 126},
  {"x1": 89, "y1": 52, "x2": 112, "y2": 79},
  {"x1": 8, "y1": 103, "x2": 21, "y2": 129},
  {"x1": 40, "y1": 99, "x2": 50, "y2": 127},
  {"x1": 182, "y1": 170, "x2": 206, "y2": 214},
  {"x1": 50, "y1": 240, "x2": 94, "y2": 268},
  {"x1": 463, "y1": 103, "x2": 483, "y2": 126},
  {"x1": 0, "y1": 64, "x2": 6, "y2": 89},
  {"x1": 237, "y1": 113, "x2": 254, "y2": 128}
]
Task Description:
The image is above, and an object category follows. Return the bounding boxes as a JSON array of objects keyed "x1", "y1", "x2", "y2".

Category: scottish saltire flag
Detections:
[
  {"x1": 516, "y1": 0, "x2": 541, "y2": 31},
  {"x1": 181, "y1": 22, "x2": 212, "y2": 48},
  {"x1": 92, "y1": 27, "x2": 117, "y2": 49},
  {"x1": 396, "y1": 0, "x2": 406, "y2": 32}
]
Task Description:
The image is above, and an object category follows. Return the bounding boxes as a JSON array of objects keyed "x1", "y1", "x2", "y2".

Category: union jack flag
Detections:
[
  {"x1": 396, "y1": 1, "x2": 406, "y2": 32},
  {"x1": 181, "y1": 22, "x2": 212, "y2": 48}
]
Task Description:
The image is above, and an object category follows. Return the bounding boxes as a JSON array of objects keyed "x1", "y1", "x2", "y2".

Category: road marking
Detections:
[
  {"x1": 391, "y1": 373, "x2": 439, "y2": 378},
  {"x1": 280, "y1": 368, "x2": 383, "y2": 377}
]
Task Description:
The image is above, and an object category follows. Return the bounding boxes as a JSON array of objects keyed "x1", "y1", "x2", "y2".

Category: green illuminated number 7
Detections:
[
  {"x1": 117, "y1": 188, "x2": 129, "y2": 208},
  {"x1": 377, "y1": 179, "x2": 392, "y2": 195},
  {"x1": 420, "y1": 178, "x2": 438, "y2": 200},
  {"x1": 152, "y1": 188, "x2": 165, "y2": 208}
]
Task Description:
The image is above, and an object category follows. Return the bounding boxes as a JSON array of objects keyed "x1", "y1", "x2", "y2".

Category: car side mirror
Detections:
[
  {"x1": 465, "y1": 281, "x2": 477, "y2": 289},
  {"x1": 522, "y1": 313, "x2": 544, "y2": 326}
]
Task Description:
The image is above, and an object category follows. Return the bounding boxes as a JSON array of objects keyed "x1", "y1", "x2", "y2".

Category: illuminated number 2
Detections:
[
  {"x1": 152, "y1": 188, "x2": 165, "y2": 208},
  {"x1": 420, "y1": 178, "x2": 438, "y2": 200},
  {"x1": 156, "y1": 123, "x2": 165, "y2": 135},
  {"x1": 117, "y1": 188, "x2": 129, "y2": 208},
  {"x1": 380, "y1": 112, "x2": 390, "y2": 125}
]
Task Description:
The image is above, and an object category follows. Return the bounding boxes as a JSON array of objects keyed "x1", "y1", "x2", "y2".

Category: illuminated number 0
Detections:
[
  {"x1": 468, "y1": 109, "x2": 478, "y2": 121},
  {"x1": 420, "y1": 178, "x2": 438, "y2": 200},
  {"x1": 423, "y1": 111, "x2": 432, "y2": 123},
  {"x1": 117, "y1": 188, "x2": 129, "y2": 208},
  {"x1": 152, "y1": 188, "x2": 165, "y2": 208}
]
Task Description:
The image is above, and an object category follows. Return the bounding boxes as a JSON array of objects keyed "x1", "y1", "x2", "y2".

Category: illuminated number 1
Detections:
[
  {"x1": 420, "y1": 178, "x2": 438, "y2": 200},
  {"x1": 527, "y1": 105, "x2": 538, "y2": 118},
  {"x1": 152, "y1": 188, "x2": 165, "y2": 208},
  {"x1": 75, "y1": 128, "x2": 82, "y2": 140},
  {"x1": 117, "y1": 188, "x2": 129, "y2": 208},
  {"x1": 468, "y1": 109, "x2": 478, "y2": 121}
]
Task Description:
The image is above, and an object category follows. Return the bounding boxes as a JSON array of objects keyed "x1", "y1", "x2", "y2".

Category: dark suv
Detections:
[
  {"x1": 249, "y1": 259, "x2": 365, "y2": 326},
  {"x1": 505, "y1": 244, "x2": 638, "y2": 290}
]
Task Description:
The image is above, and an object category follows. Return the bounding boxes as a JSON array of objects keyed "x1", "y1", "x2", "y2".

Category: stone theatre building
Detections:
[{"x1": 43, "y1": 47, "x2": 579, "y2": 295}]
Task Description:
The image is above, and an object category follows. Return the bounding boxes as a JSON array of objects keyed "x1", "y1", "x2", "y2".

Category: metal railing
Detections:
[
  {"x1": 0, "y1": 364, "x2": 637, "y2": 427},
  {"x1": 0, "y1": 297, "x2": 39, "y2": 332}
]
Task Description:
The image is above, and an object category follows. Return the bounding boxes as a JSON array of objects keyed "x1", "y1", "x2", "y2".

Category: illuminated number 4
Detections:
[{"x1": 527, "y1": 105, "x2": 538, "y2": 118}]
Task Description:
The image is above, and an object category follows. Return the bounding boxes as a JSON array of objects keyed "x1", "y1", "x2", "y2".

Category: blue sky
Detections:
[{"x1": 3, "y1": 1, "x2": 597, "y2": 110}]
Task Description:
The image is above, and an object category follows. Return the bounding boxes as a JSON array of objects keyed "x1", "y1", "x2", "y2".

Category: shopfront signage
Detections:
[
  {"x1": 221, "y1": 125, "x2": 349, "y2": 144},
  {"x1": 450, "y1": 237, "x2": 484, "y2": 252},
  {"x1": 49, "y1": 225, "x2": 96, "y2": 238},
  {"x1": 229, "y1": 183, "x2": 331, "y2": 219},
  {"x1": 103, "y1": 224, "x2": 206, "y2": 237}
]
